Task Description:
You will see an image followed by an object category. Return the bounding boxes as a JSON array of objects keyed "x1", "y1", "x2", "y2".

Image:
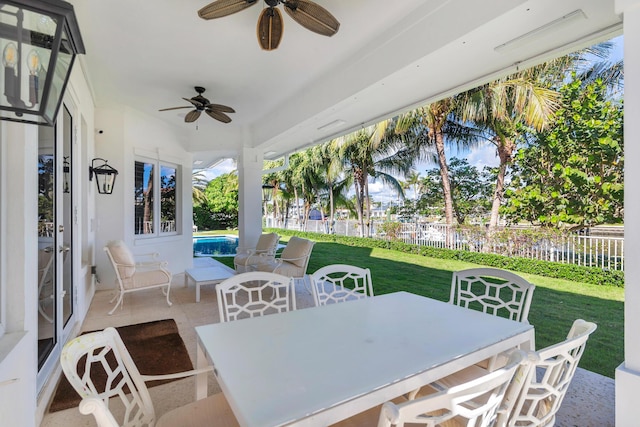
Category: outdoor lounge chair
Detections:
[
  {"x1": 104, "y1": 240, "x2": 173, "y2": 315},
  {"x1": 253, "y1": 236, "x2": 315, "y2": 291},
  {"x1": 310, "y1": 264, "x2": 374, "y2": 306},
  {"x1": 60, "y1": 327, "x2": 239, "y2": 427},
  {"x1": 233, "y1": 232, "x2": 279, "y2": 272},
  {"x1": 37, "y1": 247, "x2": 55, "y2": 323}
]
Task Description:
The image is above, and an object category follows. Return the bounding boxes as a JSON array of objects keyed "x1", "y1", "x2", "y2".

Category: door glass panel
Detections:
[
  {"x1": 37, "y1": 126, "x2": 55, "y2": 370},
  {"x1": 62, "y1": 106, "x2": 72, "y2": 327}
]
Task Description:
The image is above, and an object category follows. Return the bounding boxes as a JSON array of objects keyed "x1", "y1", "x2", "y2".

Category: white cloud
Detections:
[
  {"x1": 466, "y1": 142, "x2": 498, "y2": 169},
  {"x1": 200, "y1": 159, "x2": 236, "y2": 180}
]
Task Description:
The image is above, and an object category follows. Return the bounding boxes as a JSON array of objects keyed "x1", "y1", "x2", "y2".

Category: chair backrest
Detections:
[
  {"x1": 500, "y1": 319, "x2": 597, "y2": 427},
  {"x1": 60, "y1": 327, "x2": 156, "y2": 427},
  {"x1": 449, "y1": 267, "x2": 535, "y2": 323},
  {"x1": 280, "y1": 236, "x2": 315, "y2": 268},
  {"x1": 254, "y1": 233, "x2": 279, "y2": 253},
  {"x1": 104, "y1": 240, "x2": 136, "y2": 281},
  {"x1": 310, "y1": 264, "x2": 374, "y2": 306},
  {"x1": 38, "y1": 247, "x2": 54, "y2": 288},
  {"x1": 216, "y1": 271, "x2": 296, "y2": 322},
  {"x1": 379, "y1": 350, "x2": 525, "y2": 427}
]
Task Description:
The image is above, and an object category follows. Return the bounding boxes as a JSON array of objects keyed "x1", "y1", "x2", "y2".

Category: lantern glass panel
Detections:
[
  {"x1": 0, "y1": 4, "x2": 57, "y2": 124},
  {"x1": 44, "y1": 25, "x2": 72, "y2": 122}
]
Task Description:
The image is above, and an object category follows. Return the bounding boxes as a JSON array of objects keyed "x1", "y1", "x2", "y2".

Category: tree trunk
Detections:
[
  {"x1": 435, "y1": 130, "x2": 454, "y2": 247},
  {"x1": 488, "y1": 137, "x2": 516, "y2": 232},
  {"x1": 329, "y1": 184, "x2": 335, "y2": 234},
  {"x1": 364, "y1": 179, "x2": 371, "y2": 237}
]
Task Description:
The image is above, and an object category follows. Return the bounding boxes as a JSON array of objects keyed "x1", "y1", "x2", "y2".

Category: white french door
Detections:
[{"x1": 36, "y1": 101, "x2": 76, "y2": 391}]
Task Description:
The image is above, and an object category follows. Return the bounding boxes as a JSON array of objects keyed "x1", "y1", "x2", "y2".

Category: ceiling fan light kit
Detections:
[{"x1": 199, "y1": 0, "x2": 340, "y2": 50}]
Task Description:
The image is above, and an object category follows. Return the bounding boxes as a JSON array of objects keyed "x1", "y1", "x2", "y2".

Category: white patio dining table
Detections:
[{"x1": 195, "y1": 291, "x2": 534, "y2": 427}]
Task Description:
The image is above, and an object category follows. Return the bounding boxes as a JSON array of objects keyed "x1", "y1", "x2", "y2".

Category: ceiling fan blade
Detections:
[
  {"x1": 206, "y1": 103, "x2": 236, "y2": 113},
  {"x1": 159, "y1": 106, "x2": 193, "y2": 111},
  {"x1": 206, "y1": 109, "x2": 232, "y2": 123},
  {"x1": 257, "y1": 7, "x2": 283, "y2": 51},
  {"x1": 183, "y1": 97, "x2": 204, "y2": 107},
  {"x1": 185, "y1": 110, "x2": 202, "y2": 123},
  {"x1": 283, "y1": 0, "x2": 339, "y2": 37},
  {"x1": 198, "y1": 0, "x2": 258, "y2": 19}
]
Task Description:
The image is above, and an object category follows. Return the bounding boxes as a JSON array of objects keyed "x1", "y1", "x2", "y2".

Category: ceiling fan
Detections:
[
  {"x1": 159, "y1": 86, "x2": 235, "y2": 124},
  {"x1": 198, "y1": 0, "x2": 340, "y2": 51}
]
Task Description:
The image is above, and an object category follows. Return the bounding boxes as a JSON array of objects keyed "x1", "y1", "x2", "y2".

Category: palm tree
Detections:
[
  {"x1": 192, "y1": 170, "x2": 209, "y2": 206},
  {"x1": 337, "y1": 120, "x2": 413, "y2": 237},
  {"x1": 405, "y1": 169, "x2": 422, "y2": 201},
  {"x1": 394, "y1": 101, "x2": 485, "y2": 246},
  {"x1": 314, "y1": 141, "x2": 350, "y2": 233},
  {"x1": 463, "y1": 42, "x2": 624, "y2": 233}
]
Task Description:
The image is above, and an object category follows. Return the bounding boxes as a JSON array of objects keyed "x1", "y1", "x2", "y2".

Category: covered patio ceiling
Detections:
[{"x1": 72, "y1": 0, "x2": 621, "y2": 168}]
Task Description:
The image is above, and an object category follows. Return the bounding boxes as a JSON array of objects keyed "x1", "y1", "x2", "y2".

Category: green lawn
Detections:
[{"x1": 210, "y1": 234, "x2": 624, "y2": 378}]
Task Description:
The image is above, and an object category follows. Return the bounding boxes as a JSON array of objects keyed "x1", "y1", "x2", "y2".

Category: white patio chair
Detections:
[
  {"x1": 332, "y1": 350, "x2": 526, "y2": 427},
  {"x1": 450, "y1": 267, "x2": 536, "y2": 323},
  {"x1": 60, "y1": 327, "x2": 239, "y2": 427},
  {"x1": 104, "y1": 240, "x2": 173, "y2": 315},
  {"x1": 253, "y1": 236, "x2": 315, "y2": 292},
  {"x1": 37, "y1": 247, "x2": 55, "y2": 323},
  {"x1": 496, "y1": 319, "x2": 597, "y2": 427},
  {"x1": 233, "y1": 232, "x2": 279, "y2": 272},
  {"x1": 216, "y1": 271, "x2": 296, "y2": 322},
  {"x1": 310, "y1": 264, "x2": 374, "y2": 306}
]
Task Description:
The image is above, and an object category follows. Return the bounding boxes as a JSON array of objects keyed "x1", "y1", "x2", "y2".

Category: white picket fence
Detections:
[{"x1": 265, "y1": 218, "x2": 624, "y2": 271}]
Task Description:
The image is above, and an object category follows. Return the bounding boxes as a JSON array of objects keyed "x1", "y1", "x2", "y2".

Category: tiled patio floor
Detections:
[{"x1": 40, "y1": 266, "x2": 615, "y2": 426}]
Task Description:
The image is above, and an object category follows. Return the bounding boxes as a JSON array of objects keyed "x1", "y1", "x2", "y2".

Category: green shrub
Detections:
[{"x1": 265, "y1": 228, "x2": 624, "y2": 287}]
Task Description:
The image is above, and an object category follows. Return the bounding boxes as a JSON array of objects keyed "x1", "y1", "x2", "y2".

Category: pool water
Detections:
[{"x1": 193, "y1": 236, "x2": 239, "y2": 256}]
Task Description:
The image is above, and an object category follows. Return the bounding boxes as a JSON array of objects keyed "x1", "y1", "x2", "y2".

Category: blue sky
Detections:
[{"x1": 203, "y1": 35, "x2": 624, "y2": 203}]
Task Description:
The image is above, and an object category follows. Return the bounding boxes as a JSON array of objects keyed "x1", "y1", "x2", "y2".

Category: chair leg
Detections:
[
  {"x1": 109, "y1": 291, "x2": 119, "y2": 303},
  {"x1": 165, "y1": 285, "x2": 173, "y2": 307},
  {"x1": 108, "y1": 292, "x2": 124, "y2": 315},
  {"x1": 302, "y1": 274, "x2": 312, "y2": 295}
]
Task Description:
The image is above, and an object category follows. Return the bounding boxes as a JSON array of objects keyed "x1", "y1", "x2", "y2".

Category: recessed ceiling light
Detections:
[
  {"x1": 193, "y1": 160, "x2": 204, "y2": 165},
  {"x1": 494, "y1": 10, "x2": 586, "y2": 53},
  {"x1": 317, "y1": 119, "x2": 346, "y2": 131}
]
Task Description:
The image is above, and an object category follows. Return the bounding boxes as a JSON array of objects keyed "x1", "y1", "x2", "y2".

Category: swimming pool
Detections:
[{"x1": 193, "y1": 235, "x2": 239, "y2": 257}]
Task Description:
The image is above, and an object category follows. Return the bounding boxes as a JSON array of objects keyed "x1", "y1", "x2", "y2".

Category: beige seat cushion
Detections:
[
  {"x1": 255, "y1": 233, "x2": 279, "y2": 252},
  {"x1": 255, "y1": 260, "x2": 304, "y2": 277},
  {"x1": 157, "y1": 392, "x2": 239, "y2": 427},
  {"x1": 106, "y1": 240, "x2": 136, "y2": 279},
  {"x1": 280, "y1": 237, "x2": 314, "y2": 268},
  {"x1": 125, "y1": 269, "x2": 171, "y2": 289}
]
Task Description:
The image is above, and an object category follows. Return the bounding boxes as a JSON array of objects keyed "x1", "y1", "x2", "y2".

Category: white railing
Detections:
[{"x1": 265, "y1": 217, "x2": 624, "y2": 271}]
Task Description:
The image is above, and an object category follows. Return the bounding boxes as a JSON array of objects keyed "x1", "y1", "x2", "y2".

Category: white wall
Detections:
[{"x1": 94, "y1": 107, "x2": 193, "y2": 289}]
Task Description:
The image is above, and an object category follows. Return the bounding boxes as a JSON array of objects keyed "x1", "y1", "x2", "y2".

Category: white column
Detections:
[
  {"x1": 616, "y1": 1, "x2": 640, "y2": 425},
  {"x1": 237, "y1": 147, "x2": 264, "y2": 250},
  {"x1": 0, "y1": 122, "x2": 39, "y2": 427}
]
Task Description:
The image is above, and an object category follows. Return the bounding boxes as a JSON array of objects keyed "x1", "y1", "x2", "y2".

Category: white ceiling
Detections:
[{"x1": 70, "y1": 0, "x2": 622, "y2": 168}]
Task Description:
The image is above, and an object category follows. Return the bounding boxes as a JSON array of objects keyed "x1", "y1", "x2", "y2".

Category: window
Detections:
[{"x1": 134, "y1": 159, "x2": 179, "y2": 236}]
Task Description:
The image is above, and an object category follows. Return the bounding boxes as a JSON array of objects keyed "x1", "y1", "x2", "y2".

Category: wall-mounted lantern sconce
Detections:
[
  {"x1": 0, "y1": 0, "x2": 85, "y2": 126},
  {"x1": 262, "y1": 184, "x2": 274, "y2": 203},
  {"x1": 89, "y1": 158, "x2": 118, "y2": 194},
  {"x1": 62, "y1": 155, "x2": 69, "y2": 193}
]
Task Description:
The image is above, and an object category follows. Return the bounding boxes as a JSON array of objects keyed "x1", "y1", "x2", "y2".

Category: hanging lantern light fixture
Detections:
[
  {"x1": 89, "y1": 158, "x2": 118, "y2": 195},
  {"x1": 0, "y1": 0, "x2": 85, "y2": 125}
]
